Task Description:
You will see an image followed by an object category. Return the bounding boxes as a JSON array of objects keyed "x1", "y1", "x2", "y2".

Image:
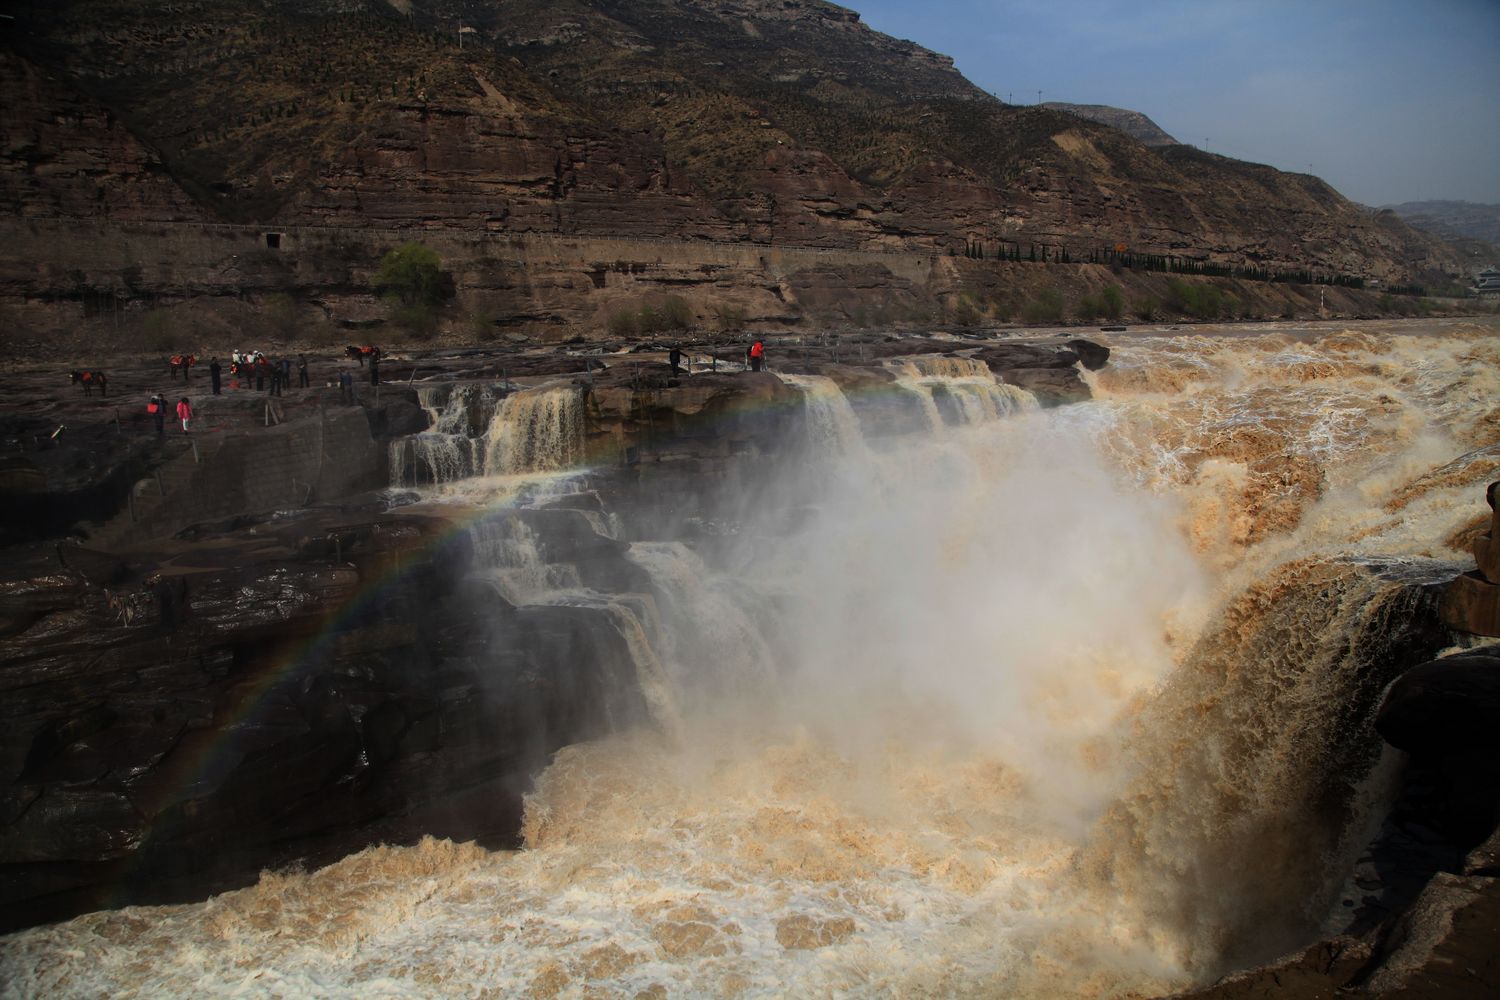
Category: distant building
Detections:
[{"x1": 1474, "y1": 267, "x2": 1500, "y2": 295}]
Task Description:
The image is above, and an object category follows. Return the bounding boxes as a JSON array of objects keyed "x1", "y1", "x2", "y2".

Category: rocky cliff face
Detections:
[
  {"x1": 0, "y1": 506, "x2": 661, "y2": 930},
  {"x1": 0, "y1": 0, "x2": 1470, "y2": 294},
  {"x1": 0, "y1": 51, "x2": 205, "y2": 224}
]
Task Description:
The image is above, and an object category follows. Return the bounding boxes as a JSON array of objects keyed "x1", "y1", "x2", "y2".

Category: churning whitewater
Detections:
[{"x1": 4, "y1": 321, "x2": 1498, "y2": 998}]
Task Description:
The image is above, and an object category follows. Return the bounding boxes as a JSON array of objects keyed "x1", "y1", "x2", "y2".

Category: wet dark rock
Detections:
[
  {"x1": 0, "y1": 503, "x2": 658, "y2": 931},
  {"x1": 363, "y1": 388, "x2": 430, "y2": 439},
  {"x1": 1375, "y1": 652, "x2": 1500, "y2": 756},
  {"x1": 999, "y1": 366, "x2": 1093, "y2": 406},
  {"x1": 1066, "y1": 338, "x2": 1112, "y2": 370},
  {"x1": 1360, "y1": 872, "x2": 1500, "y2": 998},
  {"x1": 1165, "y1": 936, "x2": 1373, "y2": 999}
]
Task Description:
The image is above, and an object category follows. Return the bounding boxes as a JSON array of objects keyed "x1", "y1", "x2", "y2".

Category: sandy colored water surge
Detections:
[{"x1": 3, "y1": 319, "x2": 1497, "y2": 998}]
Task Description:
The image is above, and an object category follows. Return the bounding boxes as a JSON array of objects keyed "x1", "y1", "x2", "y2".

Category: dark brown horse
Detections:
[
  {"x1": 70, "y1": 370, "x2": 108, "y2": 397},
  {"x1": 345, "y1": 345, "x2": 381, "y2": 366}
]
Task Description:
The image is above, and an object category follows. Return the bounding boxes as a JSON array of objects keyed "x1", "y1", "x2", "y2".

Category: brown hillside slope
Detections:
[{"x1": 1, "y1": 0, "x2": 1467, "y2": 290}]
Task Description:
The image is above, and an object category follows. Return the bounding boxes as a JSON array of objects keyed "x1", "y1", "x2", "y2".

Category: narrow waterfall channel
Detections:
[
  {"x1": 5, "y1": 325, "x2": 1497, "y2": 999},
  {"x1": 389, "y1": 384, "x2": 584, "y2": 486}
]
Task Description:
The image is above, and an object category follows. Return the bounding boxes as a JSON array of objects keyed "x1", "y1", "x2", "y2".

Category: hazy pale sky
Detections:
[{"x1": 850, "y1": 0, "x2": 1500, "y2": 207}]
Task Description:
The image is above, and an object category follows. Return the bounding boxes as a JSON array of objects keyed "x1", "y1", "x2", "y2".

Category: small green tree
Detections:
[
  {"x1": 376, "y1": 242, "x2": 445, "y2": 309},
  {"x1": 1101, "y1": 285, "x2": 1124, "y2": 320},
  {"x1": 1021, "y1": 289, "x2": 1065, "y2": 324},
  {"x1": 376, "y1": 241, "x2": 449, "y2": 335}
]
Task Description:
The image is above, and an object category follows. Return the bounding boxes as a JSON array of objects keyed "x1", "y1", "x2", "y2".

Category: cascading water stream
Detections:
[
  {"x1": 389, "y1": 384, "x2": 585, "y2": 487},
  {"x1": 388, "y1": 382, "x2": 500, "y2": 486},
  {"x1": 776, "y1": 373, "x2": 870, "y2": 458},
  {"x1": 6, "y1": 323, "x2": 1498, "y2": 999},
  {"x1": 463, "y1": 516, "x2": 683, "y2": 741},
  {"x1": 882, "y1": 355, "x2": 1038, "y2": 430},
  {"x1": 481, "y1": 387, "x2": 585, "y2": 477}
]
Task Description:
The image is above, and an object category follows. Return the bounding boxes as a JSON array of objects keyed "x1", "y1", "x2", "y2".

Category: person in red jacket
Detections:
[
  {"x1": 176, "y1": 397, "x2": 193, "y2": 433},
  {"x1": 749, "y1": 340, "x2": 765, "y2": 371}
]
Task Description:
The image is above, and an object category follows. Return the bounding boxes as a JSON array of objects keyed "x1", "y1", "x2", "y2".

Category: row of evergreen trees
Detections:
[{"x1": 956, "y1": 239, "x2": 1382, "y2": 291}]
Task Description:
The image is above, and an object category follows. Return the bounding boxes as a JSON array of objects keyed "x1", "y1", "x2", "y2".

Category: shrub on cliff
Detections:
[
  {"x1": 659, "y1": 296, "x2": 692, "y2": 330},
  {"x1": 1165, "y1": 278, "x2": 1230, "y2": 320},
  {"x1": 263, "y1": 292, "x2": 300, "y2": 339},
  {"x1": 1077, "y1": 285, "x2": 1125, "y2": 321},
  {"x1": 469, "y1": 310, "x2": 501, "y2": 343},
  {"x1": 376, "y1": 242, "x2": 451, "y2": 338},
  {"x1": 141, "y1": 309, "x2": 176, "y2": 351},
  {"x1": 1021, "y1": 289, "x2": 1065, "y2": 325},
  {"x1": 608, "y1": 296, "x2": 693, "y2": 337},
  {"x1": 949, "y1": 295, "x2": 981, "y2": 327},
  {"x1": 607, "y1": 309, "x2": 638, "y2": 337}
]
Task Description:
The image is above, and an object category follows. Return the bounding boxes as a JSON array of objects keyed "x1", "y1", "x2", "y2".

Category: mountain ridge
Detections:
[
  {"x1": 1384, "y1": 200, "x2": 1500, "y2": 254},
  {"x1": 0, "y1": 0, "x2": 1484, "y2": 345},
  {"x1": 1040, "y1": 101, "x2": 1179, "y2": 147}
]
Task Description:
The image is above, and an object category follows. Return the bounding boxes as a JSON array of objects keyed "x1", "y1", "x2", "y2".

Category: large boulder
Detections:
[{"x1": 1375, "y1": 652, "x2": 1500, "y2": 756}]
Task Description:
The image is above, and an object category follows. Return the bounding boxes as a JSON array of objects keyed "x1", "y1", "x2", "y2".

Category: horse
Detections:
[
  {"x1": 70, "y1": 370, "x2": 108, "y2": 397},
  {"x1": 168, "y1": 353, "x2": 196, "y2": 379},
  {"x1": 345, "y1": 344, "x2": 381, "y2": 366}
]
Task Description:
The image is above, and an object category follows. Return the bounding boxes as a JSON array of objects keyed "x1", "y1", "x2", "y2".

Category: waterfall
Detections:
[
  {"x1": 1081, "y1": 558, "x2": 1452, "y2": 978},
  {"x1": 389, "y1": 384, "x2": 586, "y2": 487},
  {"x1": 776, "y1": 373, "x2": 869, "y2": 458},
  {"x1": 626, "y1": 542, "x2": 780, "y2": 702},
  {"x1": 480, "y1": 387, "x2": 585, "y2": 478},
  {"x1": 10, "y1": 322, "x2": 1498, "y2": 1000},
  {"x1": 387, "y1": 383, "x2": 503, "y2": 486},
  {"x1": 463, "y1": 515, "x2": 682, "y2": 739},
  {"x1": 464, "y1": 517, "x2": 583, "y2": 604},
  {"x1": 883, "y1": 355, "x2": 1038, "y2": 429}
]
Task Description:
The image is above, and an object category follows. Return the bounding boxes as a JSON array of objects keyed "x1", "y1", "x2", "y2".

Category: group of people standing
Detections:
[
  {"x1": 146, "y1": 349, "x2": 321, "y2": 438},
  {"x1": 219, "y1": 351, "x2": 310, "y2": 396}
]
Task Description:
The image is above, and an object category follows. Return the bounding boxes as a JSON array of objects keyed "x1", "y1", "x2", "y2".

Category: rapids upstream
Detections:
[{"x1": 3, "y1": 321, "x2": 1498, "y2": 998}]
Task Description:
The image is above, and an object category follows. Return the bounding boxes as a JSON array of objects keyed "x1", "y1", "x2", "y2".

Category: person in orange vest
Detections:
[
  {"x1": 176, "y1": 397, "x2": 193, "y2": 433},
  {"x1": 147, "y1": 393, "x2": 166, "y2": 437},
  {"x1": 748, "y1": 339, "x2": 765, "y2": 371}
]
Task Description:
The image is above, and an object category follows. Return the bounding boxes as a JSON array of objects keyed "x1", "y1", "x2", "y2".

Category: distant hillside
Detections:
[
  {"x1": 0, "y1": 0, "x2": 1471, "y2": 289},
  {"x1": 1385, "y1": 201, "x2": 1500, "y2": 250},
  {"x1": 1040, "y1": 102, "x2": 1178, "y2": 147}
]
